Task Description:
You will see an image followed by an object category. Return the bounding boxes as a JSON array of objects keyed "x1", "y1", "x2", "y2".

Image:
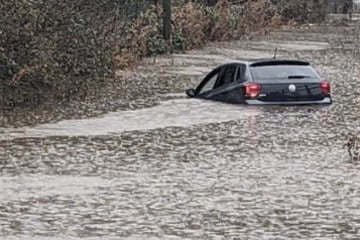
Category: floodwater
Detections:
[
  {"x1": 0, "y1": 99, "x2": 260, "y2": 140},
  {"x1": 1, "y1": 16, "x2": 360, "y2": 239}
]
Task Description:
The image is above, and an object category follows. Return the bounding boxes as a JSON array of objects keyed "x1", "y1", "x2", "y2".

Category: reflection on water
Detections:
[{"x1": 0, "y1": 98, "x2": 260, "y2": 140}]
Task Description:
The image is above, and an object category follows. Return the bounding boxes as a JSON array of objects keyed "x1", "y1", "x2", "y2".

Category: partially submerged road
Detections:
[{"x1": 0, "y1": 16, "x2": 360, "y2": 240}]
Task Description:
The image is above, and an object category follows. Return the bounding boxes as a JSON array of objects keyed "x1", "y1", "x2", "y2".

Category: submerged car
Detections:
[{"x1": 186, "y1": 59, "x2": 332, "y2": 105}]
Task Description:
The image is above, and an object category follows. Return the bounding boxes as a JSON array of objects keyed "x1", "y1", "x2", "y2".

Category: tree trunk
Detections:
[{"x1": 162, "y1": 0, "x2": 172, "y2": 41}]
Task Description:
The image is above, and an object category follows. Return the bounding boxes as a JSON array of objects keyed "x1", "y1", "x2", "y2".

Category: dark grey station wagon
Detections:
[{"x1": 186, "y1": 59, "x2": 332, "y2": 105}]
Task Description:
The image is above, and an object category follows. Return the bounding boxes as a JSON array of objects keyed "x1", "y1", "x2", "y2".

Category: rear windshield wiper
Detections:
[{"x1": 288, "y1": 75, "x2": 312, "y2": 79}]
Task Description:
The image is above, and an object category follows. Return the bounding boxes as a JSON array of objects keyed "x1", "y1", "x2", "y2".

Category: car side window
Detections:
[
  {"x1": 215, "y1": 66, "x2": 237, "y2": 88},
  {"x1": 198, "y1": 71, "x2": 220, "y2": 95},
  {"x1": 235, "y1": 64, "x2": 248, "y2": 82}
]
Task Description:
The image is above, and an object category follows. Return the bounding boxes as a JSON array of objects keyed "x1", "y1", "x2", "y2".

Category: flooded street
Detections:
[{"x1": 1, "y1": 17, "x2": 360, "y2": 239}]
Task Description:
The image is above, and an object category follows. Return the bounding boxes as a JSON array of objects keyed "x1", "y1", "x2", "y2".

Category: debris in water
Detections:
[{"x1": 344, "y1": 134, "x2": 360, "y2": 161}]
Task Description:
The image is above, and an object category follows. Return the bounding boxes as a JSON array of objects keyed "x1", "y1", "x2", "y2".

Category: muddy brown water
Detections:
[{"x1": 1, "y1": 18, "x2": 360, "y2": 239}]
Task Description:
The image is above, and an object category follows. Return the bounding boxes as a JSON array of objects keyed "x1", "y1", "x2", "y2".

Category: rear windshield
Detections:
[{"x1": 250, "y1": 65, "x2": 319, "y2": 80}]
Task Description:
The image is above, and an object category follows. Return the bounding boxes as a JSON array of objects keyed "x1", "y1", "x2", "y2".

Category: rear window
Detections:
[{"x1": 250, "y1": 65, "x2": 319, "y2": 80}]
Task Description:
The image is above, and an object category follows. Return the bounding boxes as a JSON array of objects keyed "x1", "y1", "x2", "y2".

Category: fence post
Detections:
[{"x1": 162, "y1": 0, "x2": 172, "y2": 41}]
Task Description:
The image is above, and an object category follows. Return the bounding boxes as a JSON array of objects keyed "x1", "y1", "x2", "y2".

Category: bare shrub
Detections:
[
  {"x1": 173, "y1": 2, "x2": 210, "y2": 49},
  {"x1": 0, "y1": 0, "x2": 329, "y2": 109}
]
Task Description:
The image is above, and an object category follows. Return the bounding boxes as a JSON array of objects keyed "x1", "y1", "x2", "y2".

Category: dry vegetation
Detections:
[{"x1": 0, "y1": 0, "x2": 328, "y2": 110}]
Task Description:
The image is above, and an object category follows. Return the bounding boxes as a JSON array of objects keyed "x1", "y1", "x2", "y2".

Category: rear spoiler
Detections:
[{"x1": 250, "y1": 60, "x2": 310, "y2": 67}]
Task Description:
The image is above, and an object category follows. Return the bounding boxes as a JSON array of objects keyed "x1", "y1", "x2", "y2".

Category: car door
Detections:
[
  {"x1": 207, "y1": 64, "x2": 246, "y2": 103},
  {"x1": 227, "y1": 63, "x2": 248, "y2": 103}
]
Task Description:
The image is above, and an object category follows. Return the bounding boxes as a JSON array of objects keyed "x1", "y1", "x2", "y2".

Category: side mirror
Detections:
[{"x1": 186, "y1": 88, "x2": 196, "y2": 98}]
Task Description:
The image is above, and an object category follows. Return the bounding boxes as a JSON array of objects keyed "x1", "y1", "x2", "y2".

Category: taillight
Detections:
[
  {"x1": 244, "y1": 83, "x2": 261, "y2": 98},
  {"x1": 320, "y1": 80, "x2": 330, "y2": 94}
]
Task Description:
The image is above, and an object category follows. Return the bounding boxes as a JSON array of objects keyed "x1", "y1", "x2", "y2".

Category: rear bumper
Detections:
[{"x1": 245, "y1": 97, "x2": 332, "y2": 105}]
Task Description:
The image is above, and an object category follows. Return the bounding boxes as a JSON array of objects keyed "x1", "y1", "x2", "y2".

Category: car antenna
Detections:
[{"x1": 273, "y1": 48, "x2": 278, "y2": 59}]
